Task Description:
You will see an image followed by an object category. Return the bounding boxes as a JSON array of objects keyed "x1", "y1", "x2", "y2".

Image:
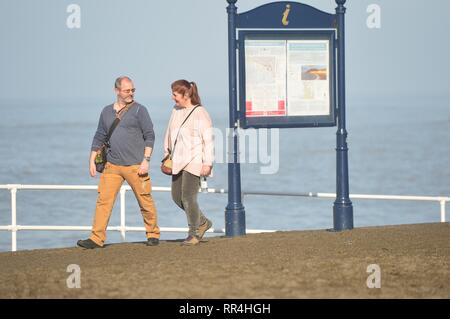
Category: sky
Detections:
[{"x1": 0, "y1": 0, "x2": 449, "y2": 104}]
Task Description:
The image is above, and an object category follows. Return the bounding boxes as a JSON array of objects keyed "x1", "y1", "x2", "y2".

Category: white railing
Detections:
[
  {"x1": 0, "y1": 184, "x2": 275, "y2": 252},
  {"x1": 0, "y1": 184, "x2": 448, "y2": 252},
  {"x1": 243, "y1": 190, "x2": 448, "y2": 222}
]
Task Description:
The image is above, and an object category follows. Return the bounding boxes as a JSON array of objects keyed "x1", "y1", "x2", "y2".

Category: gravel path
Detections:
[{"x1": 1, "y1": 222, "x2": 449, "y2": 298}]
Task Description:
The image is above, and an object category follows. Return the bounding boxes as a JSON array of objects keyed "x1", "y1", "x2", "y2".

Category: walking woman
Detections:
[{"x1": 163, "y1": 80, "x2": 214, "y2": 245}]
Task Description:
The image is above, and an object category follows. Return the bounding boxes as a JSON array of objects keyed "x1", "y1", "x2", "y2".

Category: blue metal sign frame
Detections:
[
  {"x1": 238, "y1": 29, "x2": 337, "y2": 129},
  {"x1": 225, "y1": 0, "x2": 354, "y2": 236},
  {"x1": 236, "y1": 1, "x2": 338, "y2": 129}
]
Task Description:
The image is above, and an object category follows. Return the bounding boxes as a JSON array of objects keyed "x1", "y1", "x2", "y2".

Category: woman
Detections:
[{"x1": 163, "y1": 80, "x2": 214, "y2": 245}]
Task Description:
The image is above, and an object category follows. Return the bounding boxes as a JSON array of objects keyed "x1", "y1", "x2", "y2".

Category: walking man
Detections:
[{"x1": 77, "y1": 76, "x2": 160, "y2": 248}]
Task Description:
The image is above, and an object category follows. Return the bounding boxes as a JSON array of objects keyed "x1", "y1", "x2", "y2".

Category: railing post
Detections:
[
  {"x1": 10, "y1": 187, "x2": 17, "y2": 252},
  {"x1": 440, "y1": 200, "x2": 446, "y2": 223},
  {"x1": 120, "y1": 187, "x2": 126, "y2": 241}
]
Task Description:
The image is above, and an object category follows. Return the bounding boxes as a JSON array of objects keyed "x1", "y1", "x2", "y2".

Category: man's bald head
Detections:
[
  {"x1": 114, "y1": 76, "x2": 133, "y2": 89},
  {"x1": 114, "y1": 76, "x2": 135, "y2": 105}
]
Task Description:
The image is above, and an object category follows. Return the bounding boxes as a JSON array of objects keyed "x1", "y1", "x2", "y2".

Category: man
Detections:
[{"x1": 77, "y1": 76, "x2": 160, "y2": 249}]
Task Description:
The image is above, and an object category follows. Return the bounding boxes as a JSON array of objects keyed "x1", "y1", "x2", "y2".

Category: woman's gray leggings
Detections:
[{"x1": 171, "y1": 170, "x2": 207, "y2": 237}]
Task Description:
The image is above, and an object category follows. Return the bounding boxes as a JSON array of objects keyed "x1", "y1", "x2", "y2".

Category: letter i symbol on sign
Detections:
[{"x1": 282, "y1": 4, "x2": 291, "y2": 26}]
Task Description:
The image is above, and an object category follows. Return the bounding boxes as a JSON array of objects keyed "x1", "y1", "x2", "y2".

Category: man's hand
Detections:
[
  {"x1": 138, "y1": 160, "x2": 149, "y2": 176},
  {"x1": 200, "y1": 165, "x2": 212, "y2": 177},
  {"x1": 89, "y1": 161, "x2": 97, "y2": 177},
  {"x1": 89, "y1": 151, "x2": 98, "y2": 177}
]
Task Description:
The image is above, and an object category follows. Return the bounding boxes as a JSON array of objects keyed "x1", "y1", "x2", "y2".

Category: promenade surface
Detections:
[{"x1": 0, "y1": 222, "x2": 449, "y2": 298}]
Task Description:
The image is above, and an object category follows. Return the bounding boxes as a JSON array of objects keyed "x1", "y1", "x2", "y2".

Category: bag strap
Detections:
[
  {"x1": 115, "y1": 101, "x2": 134, "y2": 120},
  {"x1": 169, "y1": 105, "x2": 201, "y2": 158},
  {"x1": 103, "y1": 101, "x2": 134, "y2": 148}
]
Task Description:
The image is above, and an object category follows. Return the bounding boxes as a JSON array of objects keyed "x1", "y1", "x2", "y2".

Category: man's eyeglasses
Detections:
[{"x1": 120, "y1": 88, "x2": 136, "y2": 94}]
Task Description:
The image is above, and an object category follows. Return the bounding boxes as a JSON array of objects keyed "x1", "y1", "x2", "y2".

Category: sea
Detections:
[{"x1": 1, "y1": 97, "x2": 449, "y2": 252}]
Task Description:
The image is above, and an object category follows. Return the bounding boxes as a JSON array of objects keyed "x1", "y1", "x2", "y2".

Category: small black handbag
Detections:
[{"x1": 95, "y1": 145, "x2": 108, "y2": 173}]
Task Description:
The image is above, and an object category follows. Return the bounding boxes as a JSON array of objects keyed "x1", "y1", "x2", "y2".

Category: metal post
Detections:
[
  {"x1": 333, "y1": 0, "x2": 354, "y2": 231},
  {"x1": 120, "y1": 187, "x2": 126, "y2": 241},
  {"x1": 11, "y1": 187, "x2": 17, "y2": 252},
  {"x1": 440, "y1": 200, "x2": 446, "y2": 223},
  {"x1": 225, "y1": 0, "x2": 246, "y2": 236}
]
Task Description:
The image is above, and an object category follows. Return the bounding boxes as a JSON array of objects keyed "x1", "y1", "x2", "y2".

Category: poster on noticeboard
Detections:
[{"x1": 239, "y1": 31, "x2": 336, "y2": 128}]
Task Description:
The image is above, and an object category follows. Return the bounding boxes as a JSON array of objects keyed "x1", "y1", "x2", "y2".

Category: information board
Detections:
[{"x1": 238, "y1": 30, "x2": 336, "y2": 128}]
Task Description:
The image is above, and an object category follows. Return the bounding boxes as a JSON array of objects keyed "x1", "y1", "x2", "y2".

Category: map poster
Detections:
[{"x1": 244, "y1": 40, "x2": 287, "y2": 117}]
